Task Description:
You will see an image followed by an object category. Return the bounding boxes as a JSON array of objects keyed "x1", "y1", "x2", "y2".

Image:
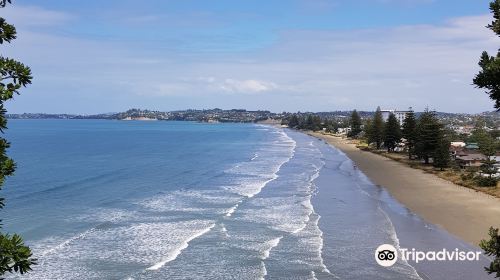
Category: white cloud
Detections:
[
  {"x1": 219, "y1": 79, "x2": 278, "y2": 93},
  {"x1": 2, "y1": 5, "x2": 74, "y2": 27},
  {"x1": 1, "y1": 5, "x2": 499, "y2": 114}
]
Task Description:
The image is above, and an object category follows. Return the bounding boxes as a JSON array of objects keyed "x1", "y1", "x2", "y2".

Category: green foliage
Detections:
[
  {"x1": 287, "y1": 114, "x2": 299, "y2": 128},
  {"x1": 0, "y1": 1, "x2": 10, "y2": 8},
  {"x1": 285, "y1": 114, "x2": 323, "y2": 131},
  {"x1": 305, "y1": 114, "x2": 322, "y2": 131},
  {"x1": 348, "y1": 110, "x2": 362, "y2": 137},
  {"x1": 489, "y1": 0, "x2": 500, "y2": 38},
  {"x1": 433, "y1": 133, "x2": 451, "y2": 170},
  {"x1": 474, "y1": 1, "x2": 500, "y2": 110},
  {"x1": 402, "y1": 110, "x2": 417, "y2": 158},
  {"x1": 366, "y1": 107, "x2": 384, "y2": 149},
  {"x1": 384, "y1": 113, "x2": 401, "y2": 152},
  {"x1": 476, "y1": 133, "x2": 500, "y2": 186},
  {"x1": 323, "y1": 118, "x2": 337, "y2": 133},
  {"x1": 0, "y1": 18, "x2": 15, "y2": 44},
  {"x1": 415, "y1": 110, "x2": 441, "y2": 164},
  {"x1": 480, "y1": 227, "x2": 500, "y2": 278},
  {"x1": 476, "y1": 176, "x2": 499, "y2": 187},
  {"x1": 0, "y1": 234, "x2": 35, "y2": 276},
  {"x1": 0, "y1": 1, "x2": 35, "y2": 277}
]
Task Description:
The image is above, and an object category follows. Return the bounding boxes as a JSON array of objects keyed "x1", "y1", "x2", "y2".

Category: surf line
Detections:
[{"x1": 146, "y1": 224, "x2": 216, "y2": 271}]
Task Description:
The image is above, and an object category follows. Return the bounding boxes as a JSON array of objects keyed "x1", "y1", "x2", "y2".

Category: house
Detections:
[
  {"x1": 450, "y1": 142, "x2": 466, "y2": 148},
  {"x1": 455, "y1": 150, "x2": 487, "y2": 168},
  {"x1": 337, "y1": 127, "x2": 351, "y2": 135},
  {"x1": 464, "y1": 143, "x2": 480, "y2": 150}
]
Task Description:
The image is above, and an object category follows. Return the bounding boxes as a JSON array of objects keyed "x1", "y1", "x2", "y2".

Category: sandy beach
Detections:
[{"x1": 308, "y1": 131, "x2": 500, "y2": 246}]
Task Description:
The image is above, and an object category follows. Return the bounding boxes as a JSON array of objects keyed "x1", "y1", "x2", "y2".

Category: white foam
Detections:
[
  {"x1": 261, "y1": 236, "x2": 283, "y2": 260},
  {"x1": 259, "y1": 261, "x2": 267, "y2": 280},
  {"x1": 226, "y1": 205, "x2": 238, "y2": 216},
  {"x1": 146, "y1": 223, "x2": 215, "y2": 271},
  {"x1": 226, "y1": 201, "x2": 242, "y2": 217},
  {"x1": 38, "y1": 228, "x2": 97, "y2": 264},
  {"x1": 378, "y1": 207, "x2": 423, "y2": 279},
  {"x1": 220, "y1": 223, "x2": 230, "y2": 238},
  {"x1": 224, "y1": 127, "x2": 296, "y2": 199}
]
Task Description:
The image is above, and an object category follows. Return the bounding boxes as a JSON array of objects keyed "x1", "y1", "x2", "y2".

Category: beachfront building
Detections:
[
  {"x1": 380, "y1": 108, "x2": 412, "y2": 124},
  {"x1": 455, "y1": 150, "x2": 487, "y2": 168}
]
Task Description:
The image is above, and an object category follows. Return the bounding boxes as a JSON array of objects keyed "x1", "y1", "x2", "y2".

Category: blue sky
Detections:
[{"x1": 1, "y1": 0, "x2": 498, "y2": 113}]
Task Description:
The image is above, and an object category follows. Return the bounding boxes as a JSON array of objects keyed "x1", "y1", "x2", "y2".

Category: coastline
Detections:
[{"x1": 307, "y1": 131, "x2": 500, "y2": 246}]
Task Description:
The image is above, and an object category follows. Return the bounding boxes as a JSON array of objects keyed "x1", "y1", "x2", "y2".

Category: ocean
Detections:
[{"x1": 1, "y1": 120, "x2": 494, "y2": 279}]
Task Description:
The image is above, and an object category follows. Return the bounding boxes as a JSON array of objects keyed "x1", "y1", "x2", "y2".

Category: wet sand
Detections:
[{"x1": 308, "y1": 132, "x2": 500, "y2": 246}]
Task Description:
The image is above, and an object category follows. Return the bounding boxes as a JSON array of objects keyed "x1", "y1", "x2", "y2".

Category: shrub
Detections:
[{"x1": 475, "y1": 176, "x2": 499, "y2": 187}]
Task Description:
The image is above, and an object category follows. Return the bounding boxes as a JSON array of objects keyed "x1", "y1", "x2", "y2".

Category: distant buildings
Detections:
[{"x1": 380, "y1": 109, "x2": 413, "y2": 124}]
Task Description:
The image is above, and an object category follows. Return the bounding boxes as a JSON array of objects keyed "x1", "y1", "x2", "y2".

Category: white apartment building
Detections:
[{"x1": 381, "y1": 108, "x2": 413, "y2": 124}]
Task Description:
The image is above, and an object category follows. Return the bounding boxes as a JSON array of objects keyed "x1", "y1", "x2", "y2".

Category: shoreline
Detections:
[{"x1": 307, "y1": 131, "x2": 500, "y2": 246}]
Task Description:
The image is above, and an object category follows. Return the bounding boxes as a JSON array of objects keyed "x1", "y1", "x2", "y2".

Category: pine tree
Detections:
[
  {"x1": 478, "y1": 133, "x2": 499, "y2": 186},
  {"x1": 402, "y1": 109, "x2": 417, "y2": 159},
  {"x1": 474, "y1": 0, "x2": 500, "y2": 110},
  {"x1": 368, "y1": 107, "x2": 384, "y2": 149},
  {"x1": 415, "y1": 110, "x2": 441, "y2": 164},
  {"x1": 313, "y1": 115, "x2": 322, "y2": 131},
  {"x1": 288, "y1": 114, "x2": 299, "y2": 128},
  {"x1": 349, "y1": 110, "x2": 362, "y2": 137},
  {"x1": 433, "y1": 132, "x2": 451, "y2": 171},
  {"x1": 384, "y1": 113, "x2": 401, "y2": 152}
]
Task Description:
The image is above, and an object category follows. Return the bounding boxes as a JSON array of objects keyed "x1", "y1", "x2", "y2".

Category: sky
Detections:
[{"x1": 1, "y1": 0, "x2": 499, "y2": 114}]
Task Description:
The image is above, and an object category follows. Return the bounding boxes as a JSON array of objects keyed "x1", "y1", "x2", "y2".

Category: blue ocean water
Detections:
[{"x1": 1, "y1": 120, "x2": 494, "y2": 279}]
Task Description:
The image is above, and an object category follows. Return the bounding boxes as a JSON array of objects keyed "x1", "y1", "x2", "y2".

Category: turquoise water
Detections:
[{"x1": 1, "y1": 120, "x2": 494, "y2": 279}]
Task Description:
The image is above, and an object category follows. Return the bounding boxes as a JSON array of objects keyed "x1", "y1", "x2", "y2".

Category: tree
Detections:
[
  {"x1": 367, "y1": 107, "x2": 384, "y2": 149},
  {"x1": 433, "y1": 133, "x2": 451, "y2": 171},
  {"x1": 0, "y1": 1, "x2": 36, "y2": 277},
  {"x1": 348, "y1": 110, "x2": 362, "y2": 137},
  {"x1": 415, "y1": 110, "x2": 441, "y2": 164},
  {"x1": 324, "y1": 118, "x2": 337, "y2": 133},
  {"x1": 288, "y1": 114, "x2": 299, "y2": 128},
  {"x1": 477, "y1": 133, "x2": 499, "y2": 186},
  {"x1": 384, "y1": 113, "x2": 401, "y2": 152},
  {"x1": 474, "y1": 0, "x2": 500, "y2": 110},
  {"x1": 480, "y1": 227, "x2": 500, "y2": 278},
  {"x1": 402, "y1": 109, "x2": 417, "y2": 159}
]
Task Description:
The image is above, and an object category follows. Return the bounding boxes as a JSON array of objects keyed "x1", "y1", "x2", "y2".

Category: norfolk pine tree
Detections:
[
  {"x1": 433, "y1": 131, "x2": 451, "y2": 171},
  {"x1": 368, "y1": 107, "x2": 384, "y2": 149},
  {"x1": 402, "y1": 110, "x2": 417, "y2": 159},
  {"x1": 415, "y1": 110, "x2": 441, "y2": 164},
  {"x1": 384, "y1": 113, "x2": 401, "y2": 152},
  {"x1": 349, "y1": 110, "x2": 362, "y2": 137},
  {"x1": 475, "y1": 2, "x2": 500, "y2": 277},
  {"x1": 474, "y1": 0, "x2": 500, "y2": 110},
  {"x1": 0, "y1": 0, "x2": 36, "y2": 277},
  {"x1": 477, "y1": 133, "x2": 498, "y2": 187}
]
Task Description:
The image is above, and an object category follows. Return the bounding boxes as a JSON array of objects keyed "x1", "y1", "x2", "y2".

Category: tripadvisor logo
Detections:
[
  {"x1": 375, "y1": 244, "x2": 398, "y2": 267},
  {"x1": 375, "y1": 244, "x2": 482, "y2": 267}
]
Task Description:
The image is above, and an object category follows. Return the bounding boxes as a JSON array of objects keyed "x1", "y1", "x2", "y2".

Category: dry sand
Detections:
[{"x1": 309, "y1": 132, "x2": 500, "y2": 246}]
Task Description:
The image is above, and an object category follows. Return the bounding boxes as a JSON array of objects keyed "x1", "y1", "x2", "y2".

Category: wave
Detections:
[
  {"x1": 224, "y1": 127, "x2": 296, "y2": 199},
  {"x1": 261, "y1": 236, "x2": 283, "y2": 260},
  {"x1": 225, "y1": 201, "x2": 242, "y2": 217},
  {"x1": 378, "y1": 207, "x2": 423, "y2": 280},
  {"x1": 258, "y1": 236, "x2": 283, "y2": 280},
  {"x1": 146, "y1": 223, "x2": 215, "y2": 271},
  {"x1": 37, "y1": 227, "x2": 97, "y2": 265}
]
